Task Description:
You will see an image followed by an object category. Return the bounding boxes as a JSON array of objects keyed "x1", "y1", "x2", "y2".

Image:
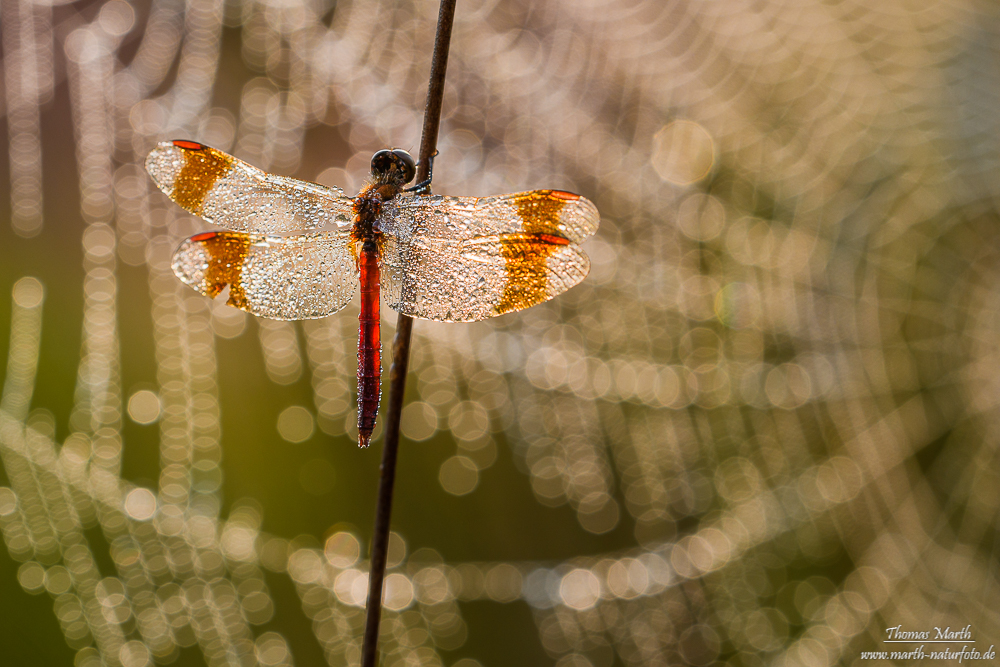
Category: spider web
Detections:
[{"x1": 2, "y1": 0, "x2": 1000, "y2": 666}]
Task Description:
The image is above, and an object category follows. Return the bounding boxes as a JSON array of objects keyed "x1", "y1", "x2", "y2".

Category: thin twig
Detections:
[{"x1": 360, "y1": 1, "x2": 458, "y2": 665}]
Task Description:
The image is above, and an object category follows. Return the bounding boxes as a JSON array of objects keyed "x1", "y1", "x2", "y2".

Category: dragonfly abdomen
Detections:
[{"x1": 357, "y1": 240, "x2": 382, "y2": 448}]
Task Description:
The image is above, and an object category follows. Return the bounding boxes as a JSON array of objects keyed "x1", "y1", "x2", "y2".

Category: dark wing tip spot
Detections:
[
  {"x1": 537, "y1": 233, "x2": 572, "y2": 246},
  {"x1": 551, "y1": 190, "x2": 580, "y2": 201},
  {"x1": 172, "y1": 139, "x2": 206, "y2": 151}
]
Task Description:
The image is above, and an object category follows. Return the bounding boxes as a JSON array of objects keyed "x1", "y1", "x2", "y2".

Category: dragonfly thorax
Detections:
[{"x1": 353, "y1": 148, "x2": 416, "y2": 238}]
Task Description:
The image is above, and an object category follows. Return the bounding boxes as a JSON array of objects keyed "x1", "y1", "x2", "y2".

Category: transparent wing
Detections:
[
  {"x1": 378, "y1": 189, "x2": 597, "y2": 322},
  {"x1": 377, "y1": 189, "x2": 599, "y2": 244},
  {"x1": 146, "y1": 140, "x2": 355, "y2": 233},
  {"x1": 381, "y1": 232, "x2": 591, "y2": 322},
  {"x1": 172, "y1": 230, "x2": 358, "y2": 321}
]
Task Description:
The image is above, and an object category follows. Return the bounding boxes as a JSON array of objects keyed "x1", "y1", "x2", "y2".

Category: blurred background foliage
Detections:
[{"x1": 1, "y1": 0, "x2": 1000, "y2": 666}]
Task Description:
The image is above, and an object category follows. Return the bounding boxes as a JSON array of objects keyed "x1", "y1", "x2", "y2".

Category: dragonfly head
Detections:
[{"x1": 370, "y1": 149, "x2": 416, "y2": 186}]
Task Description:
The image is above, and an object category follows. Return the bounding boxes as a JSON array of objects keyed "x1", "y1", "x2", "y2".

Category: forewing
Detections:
[
  {"x1": 379, "y1": 189, "x2": 599, "y2": 243},
  {"x1": 146, "y1": 140, "x2": 354, "y2": 233},
  {"x1": 172, "y1": 230, "x2": 358, "y2": 320},
  {"x1": 381, "y1": 232, "x2": 590, "y2": 322}
]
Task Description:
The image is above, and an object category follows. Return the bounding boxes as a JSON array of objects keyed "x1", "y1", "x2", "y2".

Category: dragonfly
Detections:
[{"x1": 145, "y1": 140, "x2": 599, "y2": 447}]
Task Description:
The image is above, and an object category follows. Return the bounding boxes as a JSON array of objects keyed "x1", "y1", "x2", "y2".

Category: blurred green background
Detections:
[{"x1": 2, "y1": 1, "x2": 1000, "y2": 666}]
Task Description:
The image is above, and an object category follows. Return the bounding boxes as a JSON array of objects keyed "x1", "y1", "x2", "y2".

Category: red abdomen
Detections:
[{"x1": 357, "y1": 242, "x2": 381, "y2": 447}]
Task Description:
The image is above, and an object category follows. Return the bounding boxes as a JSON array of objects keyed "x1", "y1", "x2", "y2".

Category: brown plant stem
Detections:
[{"x1": 360, "y1": 1, "x2": 457, "y2": 665}]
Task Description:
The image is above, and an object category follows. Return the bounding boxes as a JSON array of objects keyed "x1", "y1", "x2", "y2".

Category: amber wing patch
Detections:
[
  {"x1": 496, "y1": 191, "x2": 575, "y2": 315},
  {"x1": 512, "y1": 190, "x2": 572, "y2": 237},
  {"x1": 170, "y1": 145, "x2": 234, "y2": 213},
  {"x1": 172, "y1": 231, "x2": 254, "y2": 310},
  {"x1": 495, "y1": 232, "x2": 572, "y2": 316}
]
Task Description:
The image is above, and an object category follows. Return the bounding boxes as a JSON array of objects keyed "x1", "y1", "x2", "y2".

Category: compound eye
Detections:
[
  {"x1": 370, "y1": 150, "x2": 394, "y2": 177},
  {"x1": 392, "y1": 149, "x2": 416, "y2": 184}
]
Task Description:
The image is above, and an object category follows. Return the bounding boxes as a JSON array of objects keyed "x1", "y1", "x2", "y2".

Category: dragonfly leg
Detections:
[{"x1": 403, "y1": 150, "x2": 438, "y2": 194}]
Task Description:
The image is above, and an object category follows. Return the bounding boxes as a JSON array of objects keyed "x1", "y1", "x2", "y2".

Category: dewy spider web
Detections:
[{"x1": 2, "y1": 0, "x2": 1000, "y2": 666}]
